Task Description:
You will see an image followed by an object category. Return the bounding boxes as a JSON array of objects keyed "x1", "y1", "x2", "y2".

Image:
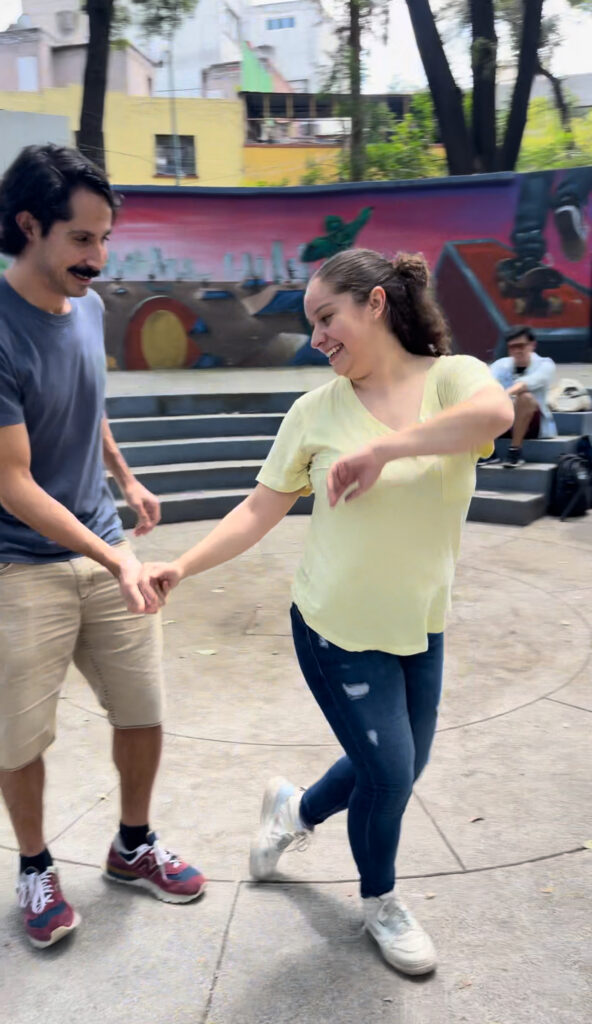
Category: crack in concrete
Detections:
[
  {"x1": 1, "y1": 844, "x2": 586, "y2": 880},
  {"x1": 201, "y1": 880, "x2": 242, "y2": 1024}
]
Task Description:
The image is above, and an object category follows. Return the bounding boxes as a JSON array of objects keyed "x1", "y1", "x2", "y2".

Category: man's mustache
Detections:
[{"x1": 67, "y1": 265, "x2": 101, "y2": 278}]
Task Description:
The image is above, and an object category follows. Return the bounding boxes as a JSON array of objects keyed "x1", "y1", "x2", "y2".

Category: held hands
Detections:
[
  {"x1": 122, "y1": 480, "x2": 161, "y2": 536},
  {"x1": 139, "y1": 560, "x2": 184, "y2": 600},
  {"x1": 327, "y1": 442, "x2": 387, "y2": 507},
  {"x1": 115, "y1": 550, "x2": 162, "y2": 615}
]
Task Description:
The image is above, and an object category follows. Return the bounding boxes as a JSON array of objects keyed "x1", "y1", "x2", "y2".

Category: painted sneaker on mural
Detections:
[{"x1": 554, "y1": 204, "x2": 588, "y2": 262}]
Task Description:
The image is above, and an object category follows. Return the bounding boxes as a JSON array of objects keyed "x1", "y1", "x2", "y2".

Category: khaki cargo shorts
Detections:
[{"x1": 0, "y1": 542, "x2": 163, "y2": 771}]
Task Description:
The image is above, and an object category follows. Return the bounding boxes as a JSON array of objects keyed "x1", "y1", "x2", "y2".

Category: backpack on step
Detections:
[
  {"x1": 548, "y1": 379, "x2": 592, "y2": 413},
  {"x1": 548, "y1": 453, "x2": 591, "y2": 520}
]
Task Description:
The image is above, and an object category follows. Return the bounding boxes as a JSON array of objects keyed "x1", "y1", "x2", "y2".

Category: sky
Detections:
[{"x1": 2, "y1": 0, "x2": 592, "y2": 92}]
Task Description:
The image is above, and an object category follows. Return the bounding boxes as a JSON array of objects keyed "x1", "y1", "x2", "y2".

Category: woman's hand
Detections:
[
  {"x1": 327, "y1": 443, "x2": 387, "y2": 507},
  {"x1": 139, "y1": 560, "x2": 184, "y2": 602}
]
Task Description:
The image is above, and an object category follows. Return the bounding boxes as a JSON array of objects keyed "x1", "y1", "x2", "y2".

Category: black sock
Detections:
[
  {"x1": 20, "y1": 848, "x2": 53, "y2": 875},
  {"x1": 119, "y1": 822, "x2": 151, "y2": 851}
]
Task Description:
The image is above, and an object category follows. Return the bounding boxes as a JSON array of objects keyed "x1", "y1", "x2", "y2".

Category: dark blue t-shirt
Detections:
[{"x1": 0, "y1": 277, "x2": 123, "y2": 562}]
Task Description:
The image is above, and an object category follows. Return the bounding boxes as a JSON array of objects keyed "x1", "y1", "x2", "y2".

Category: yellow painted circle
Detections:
[{"x1": 141, "y1": 310, "x2": 188, "y2": 369}]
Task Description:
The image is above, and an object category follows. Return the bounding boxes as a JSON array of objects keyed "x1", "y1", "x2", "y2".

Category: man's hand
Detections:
[
  {"x1": 113, "y1": 550, "x2": 162, "y2": 615},
  {"x1": 140, "y1": 560, "x2": 184, "y2": 600},
  {"x1": 507, "y1": 381, "x2": 527, "y2": 397},
  {"x1": 327, "y1": 443, "x2": 386, "y2": 507},
  {"x1": 122, "y1": 480, "x2": 161, "y2": 537}
]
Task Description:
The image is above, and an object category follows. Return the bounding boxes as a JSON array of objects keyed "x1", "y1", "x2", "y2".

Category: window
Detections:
[
  {"x1": 265, "y1": 17, "x2": 296, "y2": 30},
  {"x1": 17, "y1": 56, "x2": 39, "y2": 92},
  {"x1": 155, "y1": 135, "x2": 196, "y2": 177}
]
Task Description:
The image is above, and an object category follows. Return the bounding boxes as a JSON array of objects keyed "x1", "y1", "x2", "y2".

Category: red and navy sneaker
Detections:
[
  {"x1": 18, "y1": 866, "x2": 81, "y2": 949},
  {"x1": 104, "y1": 832, "x2": 207, "y2": 904}
]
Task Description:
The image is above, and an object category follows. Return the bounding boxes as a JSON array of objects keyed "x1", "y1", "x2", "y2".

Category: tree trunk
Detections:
[
  {"x1": 499, "y1": 0, "x2": 544, "y2": 171},
  {"x1": 349, "y1": 0, "x2": 364, "y2": 181},
  {"x1": 79, "y1": 0, "x2": 114, "y2": 171},
  {"x1": 470, "y1": 0, "x2": 497, "y2": 172},
  {"x1": 404, "y1": 0, "x2": 473, "y2": 175},
  {"x1": 536, "y1": 60, "x2": 571, "y2": 133}
]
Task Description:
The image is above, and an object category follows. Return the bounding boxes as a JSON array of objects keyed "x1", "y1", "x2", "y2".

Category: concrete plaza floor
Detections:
[
  {"x1": 1, "y1": 513, "x2": 591, "y2": 1024},
  {"x1": 1, "y1": 366, "x2": 591, "y2": 1023}
]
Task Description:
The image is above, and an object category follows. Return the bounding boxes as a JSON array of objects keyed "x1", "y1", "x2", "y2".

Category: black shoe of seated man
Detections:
[
  {"x1": 479, "y1": 452, "x2": 501, "y2": 466},
  {"x1": 504, "y1": 446, "x2": 525, "y2": 468}
]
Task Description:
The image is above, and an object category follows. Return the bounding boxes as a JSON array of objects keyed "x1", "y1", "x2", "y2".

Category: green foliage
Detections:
[
  {"x1": 363, "y1": 96, "x2": 446, "y2": 181},
  {"x1": 300, "y1": 159, "x2": 333, "y2": 185},
  {"x1": 517, "y1": 97, "x2": 592, "y2": 171}
]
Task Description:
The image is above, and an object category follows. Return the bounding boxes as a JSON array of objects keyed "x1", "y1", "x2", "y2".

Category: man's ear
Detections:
[{"x1": 15, "y1": 210, "x2": 40, "y2": 245}]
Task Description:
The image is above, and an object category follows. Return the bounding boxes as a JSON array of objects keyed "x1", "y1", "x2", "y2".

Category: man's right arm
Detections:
[{"x1": 0, "y1": 423, "x2": 159, "y2": 614}]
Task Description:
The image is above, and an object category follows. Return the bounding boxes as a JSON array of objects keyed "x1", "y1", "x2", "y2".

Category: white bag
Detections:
[{"x1": 548, "y1": 378, "x2": 592, "y2": 413}]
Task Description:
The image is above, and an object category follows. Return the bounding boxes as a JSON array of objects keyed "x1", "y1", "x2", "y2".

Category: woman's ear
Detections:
[{"x1": 368, "y1": 285, "x2": 387, "y2": 319}]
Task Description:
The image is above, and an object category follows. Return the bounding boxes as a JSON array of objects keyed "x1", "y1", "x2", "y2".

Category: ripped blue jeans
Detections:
[{"x1": 290, "y1": 604, "x2": 444, "y2": 899}]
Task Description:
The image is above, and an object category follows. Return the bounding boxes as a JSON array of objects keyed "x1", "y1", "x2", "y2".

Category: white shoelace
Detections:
[
  {"x1": 18, "y1": 869, "x2": 54, "y2": 914},
  {"x1": 149, "y1": 839, "x2": 182, "y2": 879},
  {"x1": 269, "y1": 817, "x2": 310, "y2": 855}
]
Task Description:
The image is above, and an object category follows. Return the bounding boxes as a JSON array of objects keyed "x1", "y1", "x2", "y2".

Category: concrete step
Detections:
[
  {"x1": 116, "y1": 489, "x2": 313, "y2": 528},
  {"x1": 119, "y1": 436, "x2": 274, "y2": 467},
  {"x1": 109, "y1": 460, "x2": 263, "y2": 496},
  {"x1": 116, "y1": 485, "x2": 544, "y2": 529},
  {"x1": 110, "y1": 413, "x2": 284, "y2": 443},
  {"x1": 476, "y1": 461, "x2": 556, "y2": 498},
  {"x1": 493, "y1": 436, "x2": 581, "y2": 463},
  {"x1": 106, "y1": 391, "x2": 303, "y2": 419},
  {"x1": 467, "y1": 490, "x2": 547, "y2": 526},
  {"x1": 553, "y1": 410, "x2": 592, "y2": 436}
]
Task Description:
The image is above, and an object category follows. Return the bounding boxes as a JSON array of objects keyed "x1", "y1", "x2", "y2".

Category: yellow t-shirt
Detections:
[{"x1": 256, "y1": 354, "x2": 497, "y2": 655}]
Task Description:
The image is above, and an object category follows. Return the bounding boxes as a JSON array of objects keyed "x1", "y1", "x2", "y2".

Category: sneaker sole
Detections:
[
  {"x1": 366, "y1": 927, "x2": 437, "y2": 976},
  {"x1": 28, "y1": 911, "x2": 82, "y2": 949},
  {"x1": 103, "y1": 870, "x2": 207, "y2": 904},
  {"x1": 555, "y1": 209, "x2": 587, "y2": 262},
  {"x1": 249, "y1": 775, "x2": 295, "y2": 881}
]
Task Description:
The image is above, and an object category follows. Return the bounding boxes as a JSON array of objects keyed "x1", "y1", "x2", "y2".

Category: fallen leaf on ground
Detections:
[
  {"x1": 582, "y1": 839, "x2": 592, "y2": 850},
  {"x1": 540, "y1": 886, "x2": 554, "y2": 894},
  {"x1": 470, "y1": 816, "x2": 485, "y2": 823},
  {"x1": 425, "y1": 892, "x2": 437, "y2": 900},
  {"x1": 196, "y1": 648, "x2": 217, "y2": 656},
  {"x1": 163, "y1": 619, "x2": 176, "y2": 625},
  {"x1": 560, "y1": 620, "x2": 571, "y2": 626},
  {"x1": 382, "y1": 997, "x2": 393, "y2": 1003},
  {"x1": 211, "y1": 587, "x2": 225, "y2": 593},
  {"x1": 457, "y1": 978, "x2": 472, "y2": 989}
]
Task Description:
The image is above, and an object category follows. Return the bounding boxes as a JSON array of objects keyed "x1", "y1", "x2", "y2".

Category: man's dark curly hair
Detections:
[{"x1": 0, "y1": 144, "x2": 118, "y2": 257}]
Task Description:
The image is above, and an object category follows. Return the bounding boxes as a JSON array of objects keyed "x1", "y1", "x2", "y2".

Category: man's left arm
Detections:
[
  {"x1": 102, "y1": 416, "x2": 161, "y2": 536},
  {"x1": 521, "y1": 359, "x2": 556, "y2": 393}
]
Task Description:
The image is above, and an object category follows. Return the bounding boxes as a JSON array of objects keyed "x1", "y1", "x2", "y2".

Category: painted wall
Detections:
[
  {"x1": 0, "y1": 87, "x2": 244, "y2": 187},
  {"x1": 0, "y1": 110, "x2": 71, "y2": 174},
  {"x1": 90, "y1": 170, "x2": 591, "y2": 371},
  {"x1": 243, "y1": 144, "x2": 341, "y2": 185}
]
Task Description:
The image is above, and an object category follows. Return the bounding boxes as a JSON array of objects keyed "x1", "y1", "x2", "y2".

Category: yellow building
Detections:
[
  {"x1": 0, "y1": 85, "x2": 244, "y2": 187},
  {"x1": 243, "y1": 144, "x2": 341, "y2": 186}
]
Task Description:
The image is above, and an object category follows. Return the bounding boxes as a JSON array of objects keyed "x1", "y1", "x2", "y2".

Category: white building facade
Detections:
[{"x1": 244, "y1": 1, "x2": 337, "y2": 92}]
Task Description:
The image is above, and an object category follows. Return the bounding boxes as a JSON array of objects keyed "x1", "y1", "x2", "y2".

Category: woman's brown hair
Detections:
[{"x1": 312, "y1": 248, "x2": 451, "y2": 357}]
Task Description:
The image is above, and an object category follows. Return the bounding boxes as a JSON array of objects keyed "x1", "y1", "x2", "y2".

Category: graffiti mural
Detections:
[{"x1": 95, "y1": 170, "x2": 592, "y2": 370}]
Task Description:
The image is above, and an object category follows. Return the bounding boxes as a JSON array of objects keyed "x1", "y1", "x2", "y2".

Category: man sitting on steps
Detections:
[{"x1": 488, "y1": 326, "x2": 557, "y2": 468}]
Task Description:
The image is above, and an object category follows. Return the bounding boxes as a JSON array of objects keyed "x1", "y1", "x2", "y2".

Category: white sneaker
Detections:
[
  {"x1": 364, "y1": 892, "x2": 437, "y2": 975},
  {"x1": 249, "y1": 776, "x2": 311, "y2": 880}
]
